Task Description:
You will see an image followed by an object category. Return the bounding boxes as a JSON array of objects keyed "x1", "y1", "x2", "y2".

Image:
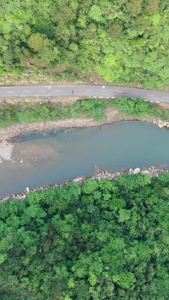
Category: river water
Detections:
[{"x1": 0, "y1": 121, "x2": 169, "y2": 197}]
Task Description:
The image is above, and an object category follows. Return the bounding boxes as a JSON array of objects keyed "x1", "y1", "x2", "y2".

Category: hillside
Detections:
[{"x1": 0, "y1": 0, "x2": 168, "y2": 88}]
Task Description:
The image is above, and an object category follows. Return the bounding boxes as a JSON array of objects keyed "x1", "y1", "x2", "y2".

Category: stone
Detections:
[
  {"x1": 129, "y1": 168, "x2": 133, "y2": 174},
  {"x1": 25, "y1": 187, "x2": 30, "y2": 193},
  {"x1": 141, "y1": 170, "x2": 149, "y2": 175},
  {"x1": 73, "y1": 176, "x2": 85, "y2": 183},
  {"x1": 133, "y1": 167, "x2": 141, "y2": 174}
]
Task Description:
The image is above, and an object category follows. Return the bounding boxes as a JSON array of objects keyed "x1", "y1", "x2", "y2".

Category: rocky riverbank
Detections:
[
  {"x1": 0, "y1": 106, "x2": 169, "y2": 165},
  {"x1": 0, "y1": 106, "x2": 169, "y2": 144},
  {"x1": 0, "y1": 166, "x2": 168, "y2": 203}
]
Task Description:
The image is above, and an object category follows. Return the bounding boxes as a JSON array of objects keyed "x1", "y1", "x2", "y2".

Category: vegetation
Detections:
[
  {"x1": 0, "y1": 99, "x2": 106, "y2": 128},
  {"x1": 106, "y1": 97, "x2": 164, "y2": 119},
  {"x1": 1, "y1": 173, "x2": 169, "y2": 299},
  {"x1": 0, "y1": 97, "x2": 168, "y2": 129},
  {"x1": 0, "y1": 0, "x2": 168, "y2": 88}
]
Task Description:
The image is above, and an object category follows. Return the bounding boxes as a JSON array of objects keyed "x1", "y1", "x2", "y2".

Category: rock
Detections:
[
  {"x1": 129, "y1": 168, "x2": 133, "y2": 175},
  {"x1": 133, "y1": 168, "x2": 141, "y2": 174},
  {"x1": 73, "y1": 176, "x2": 86, "y2": 183},
  {"x1": 0, "y1": 140, "x2": 14, "y2": 162},
  {"x1": 141, "y1": 170, "x2": 149, "y2": 175},
  {"x1": 153, "y1": 118, "x2": 169, "y2": 129},
  {"x1": 25, "y1": 187, "x2": 30, "y2": 193}
]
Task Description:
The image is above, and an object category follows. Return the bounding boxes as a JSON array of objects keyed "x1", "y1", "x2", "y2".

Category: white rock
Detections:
[
  {"x1": 141, "y1": 170, "x2": 149, "y2": 175},
  {"x1": 129, "y1": 168, "x2": 133, "y2": 174},
  {"x1": 73, "y1": 176, "x2": 84, "y2": 183},
  {"x1": 133, "y1": 168, "x2": 141, "y2": 174},
  {"x1": 0, "y1": 141, "x2": 14, "y2": 162},
  {"x1": 25, "y1": 187, "x2": 30, "y2": 193}
]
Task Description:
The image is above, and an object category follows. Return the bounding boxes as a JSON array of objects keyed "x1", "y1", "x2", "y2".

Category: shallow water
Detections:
[{"x1": 1, "y1": 121, "x2": 169, "y2": 197}]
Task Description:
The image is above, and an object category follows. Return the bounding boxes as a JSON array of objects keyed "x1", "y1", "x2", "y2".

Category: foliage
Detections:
[
  {"x1": 0, "y1": 97, "x2": 169, "y2": 128},
  {"x1": 105, "y1": 97, "x2": 165, "y2": 119},
  {"x1": 0, "y1": 99, "x2": 106, "y2": 128},
  {"x1": 1, "y1": 174, "x2": 169, "y2": 299},
  {"x1": 0, "y1": 0, "x2": 168, "y2": 88}
]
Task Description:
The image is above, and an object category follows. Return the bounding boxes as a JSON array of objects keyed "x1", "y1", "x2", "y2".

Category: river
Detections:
[{"x1": 0, "y1": 121, "x2": 169, "y2": 197}]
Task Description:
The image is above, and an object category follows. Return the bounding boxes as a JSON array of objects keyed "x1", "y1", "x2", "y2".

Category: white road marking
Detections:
[
  {"x1": 102, "y1": 86, "x2": 105, "y2": 88},
  {"x1": 111, "y1": 97, "x2": 115, "y2": 98},
  {"x1": 150, "y1": 100, "x2": 154, "y2": 102},
  {"x1": 155, "y1": 101, "x2": 160, "y2": 103},
  {"x1": 35, "y1": 95, "x2": 39, "y2": 97},
  {"x1": 92, "y1": 96, "x2": 97, "y2": 98},
  {"x1": 48, "y1": 86, "x2": 51, "y2": 90},
  {"x1": 105, "y1": 97, "x2": 110, "y2": 98},
  {"x1": 144, "y1": 100, "x2": 148, "y2": 101},
  {"x1": 38, "y1": 90, "x2": 46, "y2": 93},
  {"x1": 99, "y1": 96, "x2": 103, "y2": 98}
]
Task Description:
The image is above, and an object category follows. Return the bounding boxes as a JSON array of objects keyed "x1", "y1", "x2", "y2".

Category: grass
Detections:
[{"x1": 0, "y1": 67, "x2": 90, "y2": 86}]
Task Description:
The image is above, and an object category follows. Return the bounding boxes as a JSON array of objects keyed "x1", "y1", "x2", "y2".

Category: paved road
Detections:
[{"x1": 1, "y1": 84, "x2": 169, "y2": 103}]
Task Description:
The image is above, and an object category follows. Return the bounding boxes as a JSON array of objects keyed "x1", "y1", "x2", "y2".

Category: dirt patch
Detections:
[{"x1": 159, "y1": 102, "x2": 169, "y2": 109}]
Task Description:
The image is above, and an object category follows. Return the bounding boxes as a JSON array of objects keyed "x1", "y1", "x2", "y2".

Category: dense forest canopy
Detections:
[
  {"x1": 0, "y1": 0, "x2": 169, "y2": 88},
  {"x1": 1, "y1": 173, "x2": 169, "y2": 299}
]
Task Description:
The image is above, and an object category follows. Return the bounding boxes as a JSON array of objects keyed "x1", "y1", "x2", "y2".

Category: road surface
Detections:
[{"x1": 0, "y1": 85, "x2": 169, "y2": 103}]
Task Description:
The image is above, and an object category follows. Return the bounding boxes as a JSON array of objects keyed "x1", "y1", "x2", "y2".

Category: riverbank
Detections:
[
  {"x1": 0, "y1": 107, "x2": 135, "y2": 141},
  {"x1": 0, "y1": 166, "x2": 168, "y2": 202},
  {"x1": 0, "y1": 105, "x2": 169, "y2": 164},
  {"x1": 0, "y1": 107, "x2": 168, "y2": 143},
  {"x1": 1, "y1": 96, "x2": 169, "y2": 143}
]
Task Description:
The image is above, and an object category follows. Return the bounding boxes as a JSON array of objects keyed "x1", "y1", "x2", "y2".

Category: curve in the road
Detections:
[{"x1": 0, "y1": 84, "x2": 169, "y2": 103}]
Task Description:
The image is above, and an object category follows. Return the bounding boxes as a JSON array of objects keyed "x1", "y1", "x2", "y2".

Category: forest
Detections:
[
  {"x1": 1, "y1": 173, "x2": 169, "y2": 299},
  {"x1": 0, "y1": 0, "x2": 168, "y2": 88}
]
